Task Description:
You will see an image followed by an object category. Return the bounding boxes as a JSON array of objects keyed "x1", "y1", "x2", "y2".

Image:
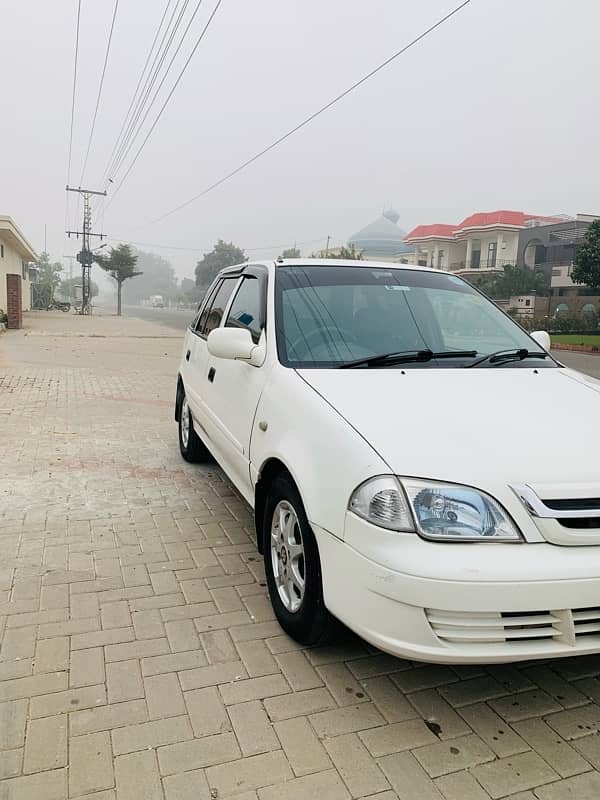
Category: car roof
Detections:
[{"x1": 220, "y1": 258, "x2": 444, "y2": 275}]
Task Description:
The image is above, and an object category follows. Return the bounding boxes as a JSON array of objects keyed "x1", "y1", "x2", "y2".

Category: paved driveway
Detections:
[{"x1": 1, "y1": 312, "x2": 600, "y2": 800}]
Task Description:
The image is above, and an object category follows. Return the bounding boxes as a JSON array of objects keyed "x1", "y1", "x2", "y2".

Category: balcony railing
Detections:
[{"x1": 450, "y1": 259, "x2": 517, "y2": 271}]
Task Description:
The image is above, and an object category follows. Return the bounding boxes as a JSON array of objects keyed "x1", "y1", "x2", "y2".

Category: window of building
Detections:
[
  {"x1": 488, "y1": 242, "x2": 497, "y2": 268},
  {"x1": 471, "y1": 249, "x2": 481, "y2": 269},
  {"x1": 437, "y1": 250, "x2": 445, "y2": 269},
  {"x1": 1, "y1": 244, "x2": 4, "y2": 258},
  {"x1": 225, "y1": 277, "x2": 263, "y2": 343},
  {"x1": 525, "y1": 299, "x2": 531, "y2": 306}
]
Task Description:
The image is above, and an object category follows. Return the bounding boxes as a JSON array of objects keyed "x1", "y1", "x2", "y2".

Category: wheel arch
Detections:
[
  {"x1": 175, "y1": 374, "x2": 184, "y2": 422},
  {"x1": 254, "y1": 457, "x2": 305, "y2": 555}
]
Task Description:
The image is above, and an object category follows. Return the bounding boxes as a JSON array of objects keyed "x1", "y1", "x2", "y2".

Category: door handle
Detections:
[
  {"x1": 185, "y1": 349, "x2": 191, "y2": 361},
  {"x1": 208, "y1": 367, "x2": 216, "y2": 383}
]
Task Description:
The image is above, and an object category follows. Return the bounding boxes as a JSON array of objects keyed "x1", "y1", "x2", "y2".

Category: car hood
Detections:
[{"x1": 298, "y1": 366, "x2": 600, "y2": 490}]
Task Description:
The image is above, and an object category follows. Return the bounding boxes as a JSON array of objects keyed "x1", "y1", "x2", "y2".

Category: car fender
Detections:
[{"x1": 250, "y1": 367, "x2": 388, "y2": 540}]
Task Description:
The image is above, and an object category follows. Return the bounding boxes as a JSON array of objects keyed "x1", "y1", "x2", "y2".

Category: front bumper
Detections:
[{"x1": 313, "y1": 515, "x2": 600, "y2": 664}]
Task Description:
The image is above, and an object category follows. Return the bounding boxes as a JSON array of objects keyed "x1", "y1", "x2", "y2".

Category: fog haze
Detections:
[{"x1": 2, "y1": 0, "x2": 599, "y2": 284}]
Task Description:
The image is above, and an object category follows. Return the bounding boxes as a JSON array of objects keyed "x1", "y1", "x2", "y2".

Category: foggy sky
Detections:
[{"x1": 2, "y1": 0, "x2": 599, "y2": 289}]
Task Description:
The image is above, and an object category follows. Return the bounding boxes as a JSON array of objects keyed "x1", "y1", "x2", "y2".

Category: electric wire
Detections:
[
  {"x1": 105, "y1": 0, "x2": 224, "y2": 208},
  {"x1": 151, "y1": 0, "x2": 471, "y2": 224},
  {"x1": 79, "y1": 0, "x2": 120, "y2": 184}
]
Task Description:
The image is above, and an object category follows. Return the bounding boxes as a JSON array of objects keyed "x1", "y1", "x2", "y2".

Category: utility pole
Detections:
[
  {"x1": 65, "y1": 185, "x2": 107, "y2": 314},
  {"x1": 325, "y1": 235, "x2": 331, "y2": 256}
]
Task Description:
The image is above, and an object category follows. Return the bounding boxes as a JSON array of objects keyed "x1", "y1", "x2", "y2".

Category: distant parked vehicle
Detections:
[
  {"x1": 48, "y1": 299, "x2": 71, "y2": 312},
  {"x1": 150, "y1": 295, "x2": 165, "y2": 308}
]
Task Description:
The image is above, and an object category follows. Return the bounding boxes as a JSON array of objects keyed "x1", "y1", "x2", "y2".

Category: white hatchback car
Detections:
[{"x1": 176, "y1": 258, "x2": 600, "y2": 664}]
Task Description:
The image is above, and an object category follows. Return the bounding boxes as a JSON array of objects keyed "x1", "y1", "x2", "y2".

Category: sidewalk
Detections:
[{"x1": 1, "y1": 312, "x2": 600, "y2": 800}]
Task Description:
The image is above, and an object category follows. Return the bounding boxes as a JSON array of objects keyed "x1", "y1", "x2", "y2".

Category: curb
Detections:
[{"x1": 552, "y1": 342, "x2": 600, "y2": 355}]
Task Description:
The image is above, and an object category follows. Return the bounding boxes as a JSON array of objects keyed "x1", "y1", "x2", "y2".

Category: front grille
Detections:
[
  {"x1": 426, "y1": 606, "x2": 600, "y2": 648},
  {"x1": 544, "y1": 498, "x2": 600, "y2": 512},
  {"x1": 559, "y1": 518, "x2": 600, "y2": 529},
  {"x1": 572, "y1": 607, "x2": 600, "y2": 637}
]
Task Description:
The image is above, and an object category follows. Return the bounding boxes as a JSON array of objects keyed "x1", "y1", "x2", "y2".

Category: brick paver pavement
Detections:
[{"x1": 1, "y1": 311, "x2": 600, "y2": 799}]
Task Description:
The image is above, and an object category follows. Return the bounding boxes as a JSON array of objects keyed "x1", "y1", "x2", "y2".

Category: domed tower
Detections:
[{"x1": 348, "y1": 209, "x2": 413, "y2": 261}]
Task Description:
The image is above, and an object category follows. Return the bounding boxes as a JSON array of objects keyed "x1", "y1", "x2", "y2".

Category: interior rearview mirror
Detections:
[
  {"x1": 530, "y1": 330, "x2": 551, "y2": 351},
  {"x1": 207, "y1": 327, "x2": 255, "y2": 360}
]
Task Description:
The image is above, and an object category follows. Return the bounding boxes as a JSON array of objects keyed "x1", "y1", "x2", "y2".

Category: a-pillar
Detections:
[{"x1": 6, "y1": 274, "x2": 23, "y2": 329}]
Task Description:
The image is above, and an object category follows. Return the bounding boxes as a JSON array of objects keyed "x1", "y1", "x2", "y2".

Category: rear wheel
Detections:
[
  {"x1": 263, "y1": 474, "x2": 334, "y2": 645},
  {"x1": 178, "y1": 392, "x2": 210, "y2": 462}
]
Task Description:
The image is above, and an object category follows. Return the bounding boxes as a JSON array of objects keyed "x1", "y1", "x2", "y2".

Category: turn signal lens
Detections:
[{"x1": 349, "y1": 476, "x2": 414, "y2": 531}]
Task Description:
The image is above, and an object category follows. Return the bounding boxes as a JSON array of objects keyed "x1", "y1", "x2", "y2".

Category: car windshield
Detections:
[{"x1": 275, "y1": 265, "x2": 554, "y2": 369}]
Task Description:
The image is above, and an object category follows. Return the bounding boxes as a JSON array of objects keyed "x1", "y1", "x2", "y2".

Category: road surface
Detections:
[{"x1": 123, "y1": 304, "x2": 195, "y2": 331}]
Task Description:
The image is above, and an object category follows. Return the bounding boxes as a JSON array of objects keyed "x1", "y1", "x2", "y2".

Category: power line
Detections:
[
  {"x1": 106, "y1": 234, "x2": 335, "y2": 253},
  {"x1": 151, "y1": 0, "x2": 471, "y2": 224},
  {"x1": 102, "y1": 0, "x2": 175, "y2": 184},
  {"x1": 109, "y1": 0, "x2": 206, "y2": 182},
  {"x1": 80, "y1": 0, "x2": 120, "y2": 185},
  {"x1": 66, "y1": 0, "x2": 82, "y2": 185},
  {"x1": 65, "y1": 0, "x2": 82, "y2": 235},
  {"x1": 105, "y1": 0, "x2": 190, "y2": 182},
  {"x1": 106, "y1": 0, "x2": 224, "y2": 207}
]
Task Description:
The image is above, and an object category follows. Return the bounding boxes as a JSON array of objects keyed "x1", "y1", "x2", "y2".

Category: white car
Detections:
[{"x1": 176, "y1": 258, "x2": 600, "y2": 664}]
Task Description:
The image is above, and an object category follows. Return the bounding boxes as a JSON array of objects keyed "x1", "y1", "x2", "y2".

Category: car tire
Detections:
[
  {"x1": 178, "y1": 391, "x2": 210, "y2": 463},
  {"x1": 263, "y1": 474, "x2": 334, "y2": 645}
]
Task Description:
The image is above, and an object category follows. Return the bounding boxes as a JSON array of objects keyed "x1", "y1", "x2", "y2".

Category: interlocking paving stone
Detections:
[
  {"x1": 471, "y1": 751, "x2": 560, "y2": 798},
  {"x1": 157, "y1": 731, "x2": 241, "y2": 775},
  {"x1": 412, "y1": 733, "x2": 495, "y2": 778},
  {"x1": 23, "y1": 715, "x2": 67, "y2": 773},
  {"x1": 324, "y1": 732, "x2": 390, "y2": 796},
  {"x1": 0, "y1": 699, "x2": 28, "y2": 749},
  {"x1": 69, "y1": 731, "x2": 114, "y2": 796},
  {"x1": 360, "y1": 719, "x2": 438, "y2": 758},
  {"x1": 274, "y1": 716, "x2": 332, "y2": 776},
  {"x1": 205, "y1": 750, "x2": 293, "y2": 796},
  {"x1": 513, "y1": 717, "x2": 591, "y2": 777},
  {"x1": 258, "y1": 769, "x2": 351, "y2": 800},
  {"x1": 458, "y1": 701, "x2": 529, "y2": 758},
  {"x1": 228, "y1": 699, "x2": 280, "y2": 756},
  {"x1": 4, "y1": 314, "x2": 600, "y2": 800},
  {"x1": 115, "y1": 750, "x2": 163, "y2": 800}
]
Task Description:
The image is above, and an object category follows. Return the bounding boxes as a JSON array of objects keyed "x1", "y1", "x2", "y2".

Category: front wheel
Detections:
[
  {"x1": 263, "y1": 475, "x2": 334, "y2": 645},
  {"x1": 178, "y1": 392, "x2": 210, "y2": 462}
]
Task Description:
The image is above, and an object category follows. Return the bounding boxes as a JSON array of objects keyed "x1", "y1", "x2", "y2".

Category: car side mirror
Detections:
[
  {"x1": 530, "y1": 330, "x2": 551, "y2": 351},
  {"x1": 207, "y1": 327, "x2": 256, "y2": 361}
]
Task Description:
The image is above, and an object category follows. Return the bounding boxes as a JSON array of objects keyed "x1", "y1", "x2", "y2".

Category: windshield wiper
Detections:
[
  {"x1": 467, "y1": 348, "x2": 550, "y2": 368},
  {"x1": 338, "y1": 349, "x2": 477, "y2": 369}
]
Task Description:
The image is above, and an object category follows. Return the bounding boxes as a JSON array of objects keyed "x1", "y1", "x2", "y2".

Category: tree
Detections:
[
  {"x1": 121, "y1": 250, "x2": 178, "y2": 305},
  {"x1": 58, "y1": 276, "x2": 99, "y2": 301},
  {"x1": 195, "y1": 240, "x2": 246, "y2": 290},
  {"x1": 311, "y1": 244, "x2": 363, "y2": 260},
  {"x1": 32, "y1": 252, "x2": 63, "y2": 308},
  {"x1": 96, "y1": 244, "x2": 142, "y2": 316},
  {"x1": 281, "y1": 246, "x2": 300, "y2": 258},
  {"x1": 572, "y1": 219, "x2": 600, "y2": 290},
  {"x1": 466, "y1": 265, "x2": 549, "y2": 300}
]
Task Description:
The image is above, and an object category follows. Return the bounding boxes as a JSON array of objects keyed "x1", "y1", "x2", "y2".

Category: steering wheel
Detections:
[{"x1": 290, "y1": 325, "x2": 360, "y2": 358}]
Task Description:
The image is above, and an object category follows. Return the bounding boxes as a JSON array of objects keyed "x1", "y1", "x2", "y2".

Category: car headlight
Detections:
[
  {"x1": 348, "y1": 476, "x2": 413, "y2": 532},
  {"x1": 349, "y1": 476, "x2": 522, "y2": 541},
  {"x1": 403, "y1": 479, "x2": 522, "y2": 542}
]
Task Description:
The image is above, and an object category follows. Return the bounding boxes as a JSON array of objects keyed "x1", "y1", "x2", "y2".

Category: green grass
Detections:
[{"x1": 551, "y1": 334, "x2": 600, "y2": 347}]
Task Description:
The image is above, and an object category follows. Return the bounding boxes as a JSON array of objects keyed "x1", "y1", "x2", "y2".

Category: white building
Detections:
[
  {"x1": 404, "y1": 210, "x2": 564, "y2": 275},
  {"x1": 0, "y1": 216, "x2": 38, "y2": 312}
]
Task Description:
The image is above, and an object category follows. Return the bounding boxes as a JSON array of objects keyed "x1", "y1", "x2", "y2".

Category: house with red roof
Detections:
[{"x1": 404, "y1": 210, "x2": 566, "y2": 274}]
